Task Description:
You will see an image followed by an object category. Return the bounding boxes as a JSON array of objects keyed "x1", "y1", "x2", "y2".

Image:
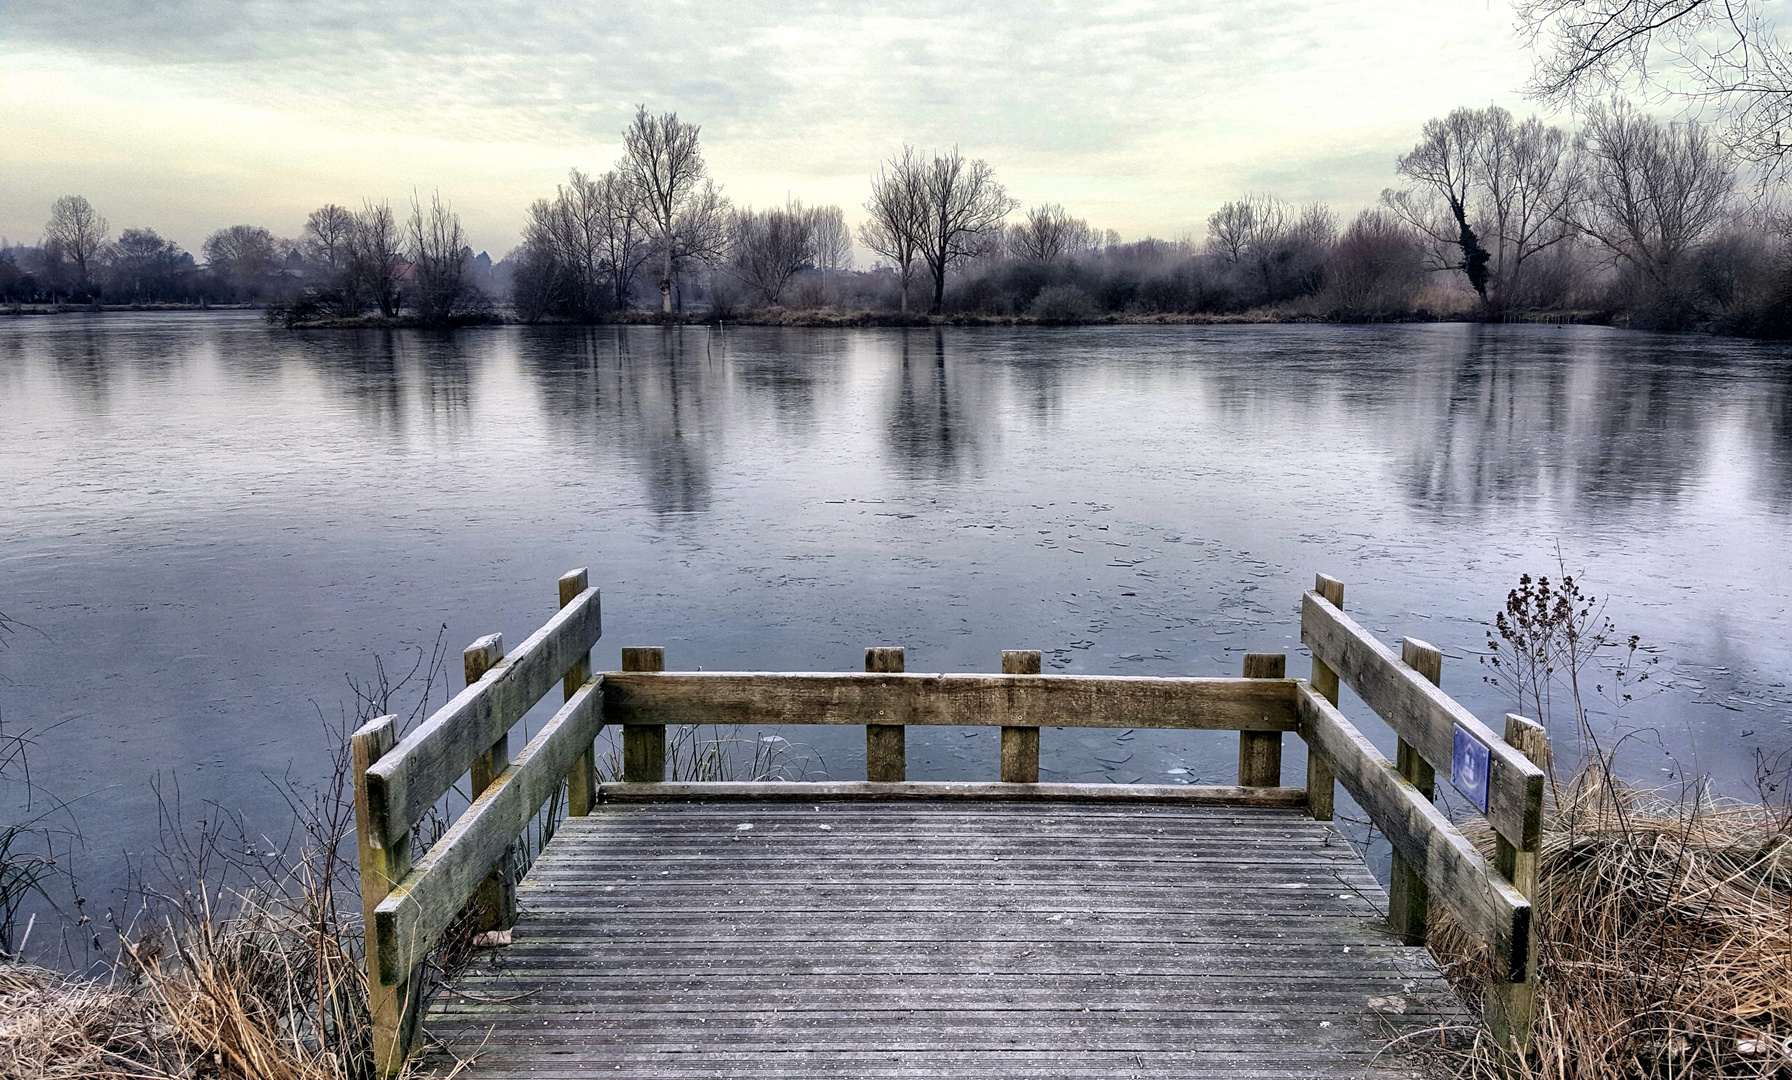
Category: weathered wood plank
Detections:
[
  {"x1": 560, "y1": 570, "x2": 595, "y2": 817},
  {"x1": 424, "y1": 801, "x2": 1459, "y2": 1079},
  {"x1": 598, "y1": 781, "x2": 1309, "y2": 807},
  {"x1": 1305, "y1": 574, "x2": 1344, "y2": 821},
  {"x1": 365, "y1": 585, "x2": 602, "y2": 849},
  {"x1": 864, "y1": 647, "x2": 905, "y2": 782},
  {"x1": 622, "y1": 646, "x2": 666, "y2": 783},
  {"x1": 1386, "y1": 636, "x2": 1440, "y2": 946},
  {"x1": 602, "y1": 672, "x2": 1300, "y2": 732},
  {"x1": 1294, "y1": 682, "x2": 1531, "y2": 979},
  {"x1": 463, "y1": 634, "x2": 515, "y2": 933},
  {"x1": 1000, "y1": 650, "x2": 1042, "y2": 784},
  {"x1": 1301, "y1": 590, "x2": 1543, "y2": 848},
  {"x1": 351, "y1": 715, "x2": 418, "y2": 1076},
  {"x1": 1239, "y1": 653, "x2": 1285, "y2": 787},
  {"x1": 1488, "y1": 711, "x2": 1549, "y2": 1049},
  {"x1": 374, "y1": 676, "x2": 605, "y2": 983}
]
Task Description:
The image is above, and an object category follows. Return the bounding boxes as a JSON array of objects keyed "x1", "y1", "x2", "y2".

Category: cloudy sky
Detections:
[{"x1": 1, "y1": 0, "x2": 1564, "y2": 259}]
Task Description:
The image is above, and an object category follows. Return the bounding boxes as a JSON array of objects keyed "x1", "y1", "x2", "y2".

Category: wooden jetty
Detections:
[{"x1": 351, "y1": 571, "x2": 1549, "y2": 1078}]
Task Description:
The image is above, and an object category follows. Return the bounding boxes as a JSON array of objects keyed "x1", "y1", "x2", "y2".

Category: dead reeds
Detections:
[{"x1": 1425, "y1": 768, "x2": 1791, "y2": 1078}]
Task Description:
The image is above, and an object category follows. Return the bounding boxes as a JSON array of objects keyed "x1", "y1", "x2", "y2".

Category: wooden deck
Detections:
[{"x1": 423, "y1": 800, "x2": 1463, "y2": 1078}]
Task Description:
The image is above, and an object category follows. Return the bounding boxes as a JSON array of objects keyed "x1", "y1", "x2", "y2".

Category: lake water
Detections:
[{"x1": 4, "y1": 312, "x2": 1791, "y2": 922}]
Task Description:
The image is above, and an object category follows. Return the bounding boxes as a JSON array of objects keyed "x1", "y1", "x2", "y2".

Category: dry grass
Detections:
[{"x1": 1424, "y1": 770, "x2": 1792, "y2": 1079}]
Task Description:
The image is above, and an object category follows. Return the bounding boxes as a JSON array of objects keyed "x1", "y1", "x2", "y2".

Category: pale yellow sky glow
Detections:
[{"x1": 1, "y1": 1, "x2": 1562, "y2": 259}]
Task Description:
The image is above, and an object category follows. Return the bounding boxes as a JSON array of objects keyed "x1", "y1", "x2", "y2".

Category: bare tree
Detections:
[
  {"x1": 1206, "y1": 201, "x2": 1254, "y2": 263},
  {"x1": 809, "y1": 205, "x2": 852, "y2": 273},
  {"x1": 669, "y1": 178, "x2": 730, "y2": 309},
  {"x1": 346, "y1": 201, "x2": 403, "y2": 317},
  {"x1": 859, "y1": 146, "x2": 928, "y2": 313},
  {"x1": 407, "y1": 190, "x2": 470, "y2": 325},
  {"x1": 915, "y1": 147, "x2": 1017, "y2": 313},
  {"x1": 202, "y1": 224, "x2": 280, "y2": 300},
  {"x1": 1574, "y1": 100, "x2": 1736, "y2": 283},
  {"x1": 1478, "y1": 110, "x2": 1583, "y2": 306},
  {"x1": 808, "y1": 204, "x2": 851, "y2": 304},
  {"x1": 1010, "y1": 203, "x2": 1093, "y2": 264},
  {"x1": 621, "y1": 106, "x2": 720, "y2": 314},
  {"x1": 525, "y1": 169, "x2": 606, "y2": 318},
  {"x1": 305, "y1": 205, "x2": 355, "y2": 274},
  {"x1": 596, "y1": 170, "x2": 653, "y2": 309},
  {"x1": 727, "y1": 202, "x2": 814, "y2": 305},
  {"x1": 107, "y1": 228, "x2": 189, "y2": 301},
  {"x1": 1517, "y1": 0, "x2": 1792, "y2": 172},
  {"x1": 1324, "y1": 209, "x2": 1426, "y2": 315},
  {"x1": 1388, "y1": 108, "x2": 1495, "y2": 301},
  {"x1": 44, "y1": 196, "x2": 109, "y2": 285}
]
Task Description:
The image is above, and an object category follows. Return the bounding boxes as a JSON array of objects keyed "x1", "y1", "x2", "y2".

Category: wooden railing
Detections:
[
  {"x1": 351, "y1": 569, "x2": 1548, "y2": 1071},
  {"x1": 1299, "y1": 573, "x2": 1548, "y2": 1048},
  {"x1": 351, "y1": 568, "x2": 601, "y2": 1075}
]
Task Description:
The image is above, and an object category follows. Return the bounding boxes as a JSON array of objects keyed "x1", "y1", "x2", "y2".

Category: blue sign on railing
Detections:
[{"x1": 1451, "y1": 724, "x2": 1491, "y2": 813}]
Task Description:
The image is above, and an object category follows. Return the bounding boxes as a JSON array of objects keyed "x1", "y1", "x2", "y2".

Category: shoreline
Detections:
[{"x1": 4, "y1": 302, "x2": 1618, "y2": 330}]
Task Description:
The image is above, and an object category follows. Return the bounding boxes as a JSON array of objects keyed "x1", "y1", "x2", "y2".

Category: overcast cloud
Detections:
[{"x1": 1, "y1": 0, "x2": 1559, "y2": 257}]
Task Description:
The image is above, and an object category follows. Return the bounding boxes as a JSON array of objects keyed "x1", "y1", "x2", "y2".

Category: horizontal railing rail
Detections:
[
  {"x1": 352, "y1": 568, "x2": 601, "y2": 1076},
  {"x1": 601, "y1": 671, "x2": 1301, "y2": 730},
  {"x1": 374, "y1": 674, "x2": 604, "y2": 983},
  {"x1": 1295, "y1": 683, "x2": 1531, "y2": 976},
  {"x1": 364, "y1": 582, "x2": 602, "y2": 851},
  {"x1": 1297, "y1": 573, "x2": 1547, "y2": 1051},
  {"x1": 1301, "y1": 590, "x2": 1545, "y2": 849}
]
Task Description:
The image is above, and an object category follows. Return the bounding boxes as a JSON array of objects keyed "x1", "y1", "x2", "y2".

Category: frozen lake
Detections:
[{"x1": 3, "y1": 312, "x2": 1790, "y2": 918}]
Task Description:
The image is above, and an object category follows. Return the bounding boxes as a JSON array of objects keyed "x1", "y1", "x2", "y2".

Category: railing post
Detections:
[
  {"x1": 865, "y1": 647, "x2": 905, "y2": 782},
  {"x1": 1306, "y1": 574, "x2": 1343, "y2": 819},
  {"x1": 353, "y1": 714, "x2": 420, "y2": 1075},
  {"x1": 1386, "y1": 636, "x2": 1442, "y2": 945},
  {"x1": 1488, "y1": 712, "x2": 1549, "y2": 1052},
  {"x1": 1239, "y1": 653, "x2": 1286, "y2": 786},
  {"x1": 1000, "y1": 650, "x2": 1041, "y2": 783},
  {"x1": 622, "y1": 647, "x2": 666, "y2": 781},
  {"x1": 560, "y1": 569, "x2": 595, "y2": 816},
  {"x1": 465, "y1": 634, "x2": 516, "y2": 931}
]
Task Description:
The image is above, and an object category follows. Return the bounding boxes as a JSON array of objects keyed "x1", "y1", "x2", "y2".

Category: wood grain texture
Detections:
[
  {"x1": 1387, "y1": 638, "x2": 1441, "y2": 946},
  {"x1": 1295, "y1": 683, "x2": 1531, "y2": 979},
  {"x1": 1301, "y1": 591, "x2": 1543, "y2": 848},
  {"x1": 464, "y1": 635, "x2": 514, "y2": 933},
  {"x1": 352, "y1": 714, "x2": 420, "y2": 1075},
  {"x1": 559, "y1": 570, "x2": 595, "y2": 818},
  {"x1": 597, "y1": 781, "x2": 1310, "y2": 807},
  {"x1": 374, "y1": 677, "x2": 605, "y2": 984},
  {"x1": 365, "y1": 587, "x2": 602, "y2": 849},
  {"x1": 1000, "y1": 650, "x2": 1042, "y2": 783},
  {"x1": 1488, "y1": 712, "x2": 1550, "y2": 1050},
  {"x1": 602, "y1": 672, "x2": 1301, "y2": 732},
  {"x1": 865, "y1": 647, "x2": 906, "y2": 782},
  {"x1": 421, "y1": 801, "x2": 1461, "y2": 1079},
  {"x1": 1239, "y1": 653, "x2": 1285, "y2": 787},
  {"x1": 622, "y1": 647, "x2": 666, "y2": 784},
  {"x1": 1306, "y1": 575, "x2": 1344, "y2": 822}
]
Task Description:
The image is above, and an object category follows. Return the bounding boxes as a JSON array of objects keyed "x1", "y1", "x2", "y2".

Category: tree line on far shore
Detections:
[{"x1": 8, "y1": 98, "x2": 1792, "y2": 334}]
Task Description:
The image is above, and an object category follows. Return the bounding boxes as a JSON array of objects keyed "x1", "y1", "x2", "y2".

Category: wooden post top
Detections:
[
  {"x1": 1001, "y1": 650, "x2": 1042, "y2": 675},
  {"x1": 465, "y1": 634, "x2": 504, "y2": 686},
  {"x1": 559, "y1": 567, "x2": 590, "y2": 607},
  {"x1": 865, "y1": 647, "x2": 905, "y2": 674},
  {"x1": 623, "y1": 647, "x2": 666, "y2": 673},
  {"x1": 1400, "y1": 637, "x2": 1443, "y2": 687},
  {"x1": 1242, "y1": 653, "x2": 1286, "y2": 679},
  {"x1": 1314, "y1": 573, "x2": 1344, "y2": 608}
]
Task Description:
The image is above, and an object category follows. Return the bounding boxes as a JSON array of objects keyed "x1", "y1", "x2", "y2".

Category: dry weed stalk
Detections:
[{"x1": 1425, "y1": 769, "x2": 1792, "y2": 1079}]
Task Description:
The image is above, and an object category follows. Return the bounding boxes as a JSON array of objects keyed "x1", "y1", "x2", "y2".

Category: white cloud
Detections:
[{"x1": 0, "y1": 0, "x2": 1567, "y2": 257}]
